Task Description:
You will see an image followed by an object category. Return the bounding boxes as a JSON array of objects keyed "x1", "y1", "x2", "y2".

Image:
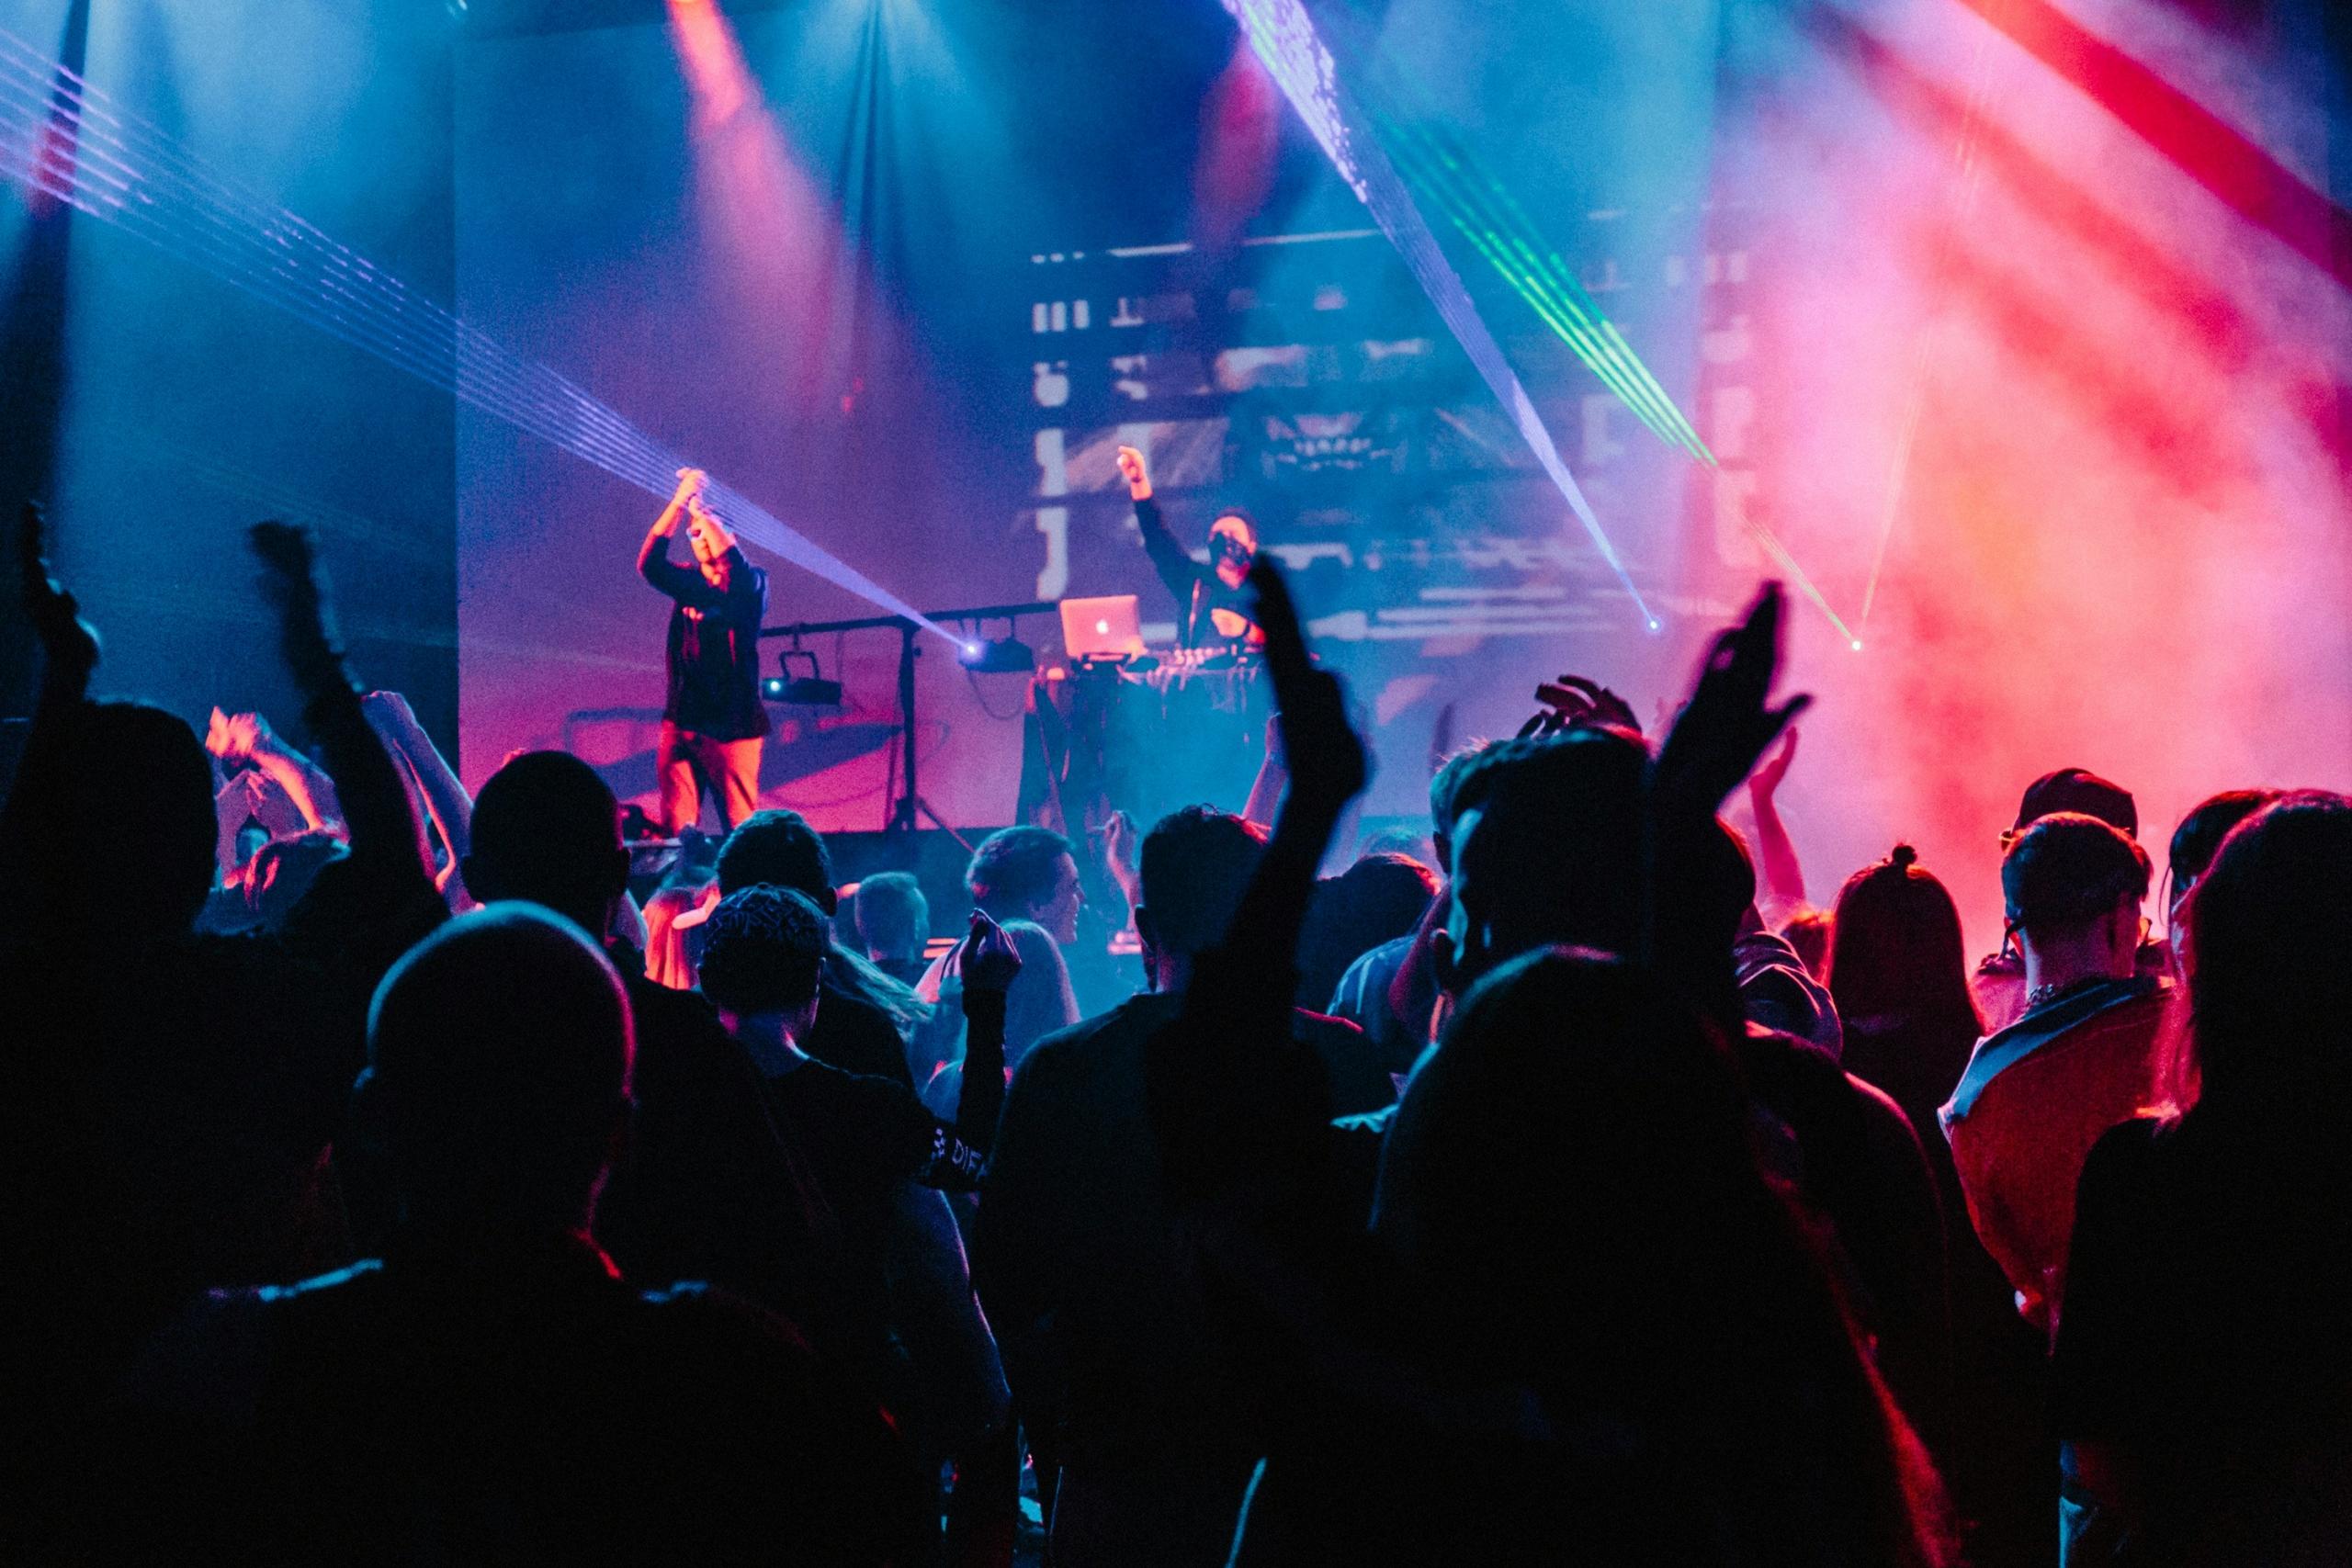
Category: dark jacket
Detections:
[
  {"x1": 101, "y1": 1236, "x2": 922, "y2": 1563},
  {"x1": 641, "y1": 546, "x2": 771, "y2": 740},
  {"x1": 1134, "y1": 498, "x2": 1257, "y2": 652}
]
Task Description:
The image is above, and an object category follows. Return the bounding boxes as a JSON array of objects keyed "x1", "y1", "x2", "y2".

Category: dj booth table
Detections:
[
  {"x1": 1017, "y1": 652, "x2": 1272, "y2": 841},
  {"x1": 757, "y1": 603, "x2": 1269, "y2": 844}
]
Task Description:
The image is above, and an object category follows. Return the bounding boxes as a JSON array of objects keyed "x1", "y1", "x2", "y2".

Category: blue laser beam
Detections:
[
  {"x1": 1220, "y1": 0, "x2": 1658, "y2": 630},
  {"x1": 0, "y1": 28, "x2": 955, "y2": 644}
]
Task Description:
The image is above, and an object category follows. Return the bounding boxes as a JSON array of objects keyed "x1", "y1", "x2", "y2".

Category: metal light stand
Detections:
[{"x1": 762, "y1": 599, "x2": 1057, "y2": 840}]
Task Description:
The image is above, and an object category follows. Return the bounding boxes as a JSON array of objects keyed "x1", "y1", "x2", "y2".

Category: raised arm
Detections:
[
  {"x1": 208, "y1": 709, "x2": 343, "y2": 834},
  {"x1": 1153, "y1": 558, "x2": 1368, "y2": 1201},
  {"x1": 363, "y1": 690, "x2": 472, "y2": 900},
  {"x1": 248, "y1": 523, "x2": 436, "y2": 919},
  {"x1": 0, "y1": 502, "x2": 102, "y2": 927},
  {"x1": 1116, "y1": 445, "x2": 1197, "y2": 605},
  {"x1": 1241, "y1": 716, "x2": 1287, "y2": 831},
  {"x1": 952, "y1": 911, "x2": 1021, "y2": 1160},
  {"x1": 638, "y1": 468, "x2": 722, "y2": 608},
  {"x1": 1651, "y1": 584, "x2": 1811, "y2": 1029},
  {"x1": 888, "y1": 912, "x2": 1025, "y2": 1192},
  {"x1": 1745, "y1": 727, "x2": 1806, "y2": 919}
]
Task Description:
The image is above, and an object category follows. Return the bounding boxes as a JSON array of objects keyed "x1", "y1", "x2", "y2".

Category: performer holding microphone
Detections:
[
  {"x1": 1115, "y1": 444, "x2": 1264, "y2": 652},
  {"x1": 638, "y1": 468, "x2": 769, "y2": 832}
]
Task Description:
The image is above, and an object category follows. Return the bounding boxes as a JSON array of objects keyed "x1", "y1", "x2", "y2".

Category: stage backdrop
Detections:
[
  {"x1": 454, "y1": 0, "x2": 2350, "y2": 950},
  {"x1": 449, "y1": 1, "x2": 1722, "y2": 836}
]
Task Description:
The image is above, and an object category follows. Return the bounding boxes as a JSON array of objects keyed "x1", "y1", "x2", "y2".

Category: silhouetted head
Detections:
[
  {"x1": 853, "y1": 871, "x2": 930, "y2": 964},
  {"x1": 1828, "y1": 845, "x2": 1979, "y2": 1035},
  {"x1": 2166, "y1": 788, "x2": 2279, "y2": 925},
  {"x1": 246, "y1": 829, "x2": 350, "y2": 932},
  {"x1": 57, "y1": 701, "x2": 217, "y2": 943},
  {"x1": 1136, "y1": 805, "x2": 1267, "y2": 991},
  {"x1": 362, "y1": 905, "x2": 633, "y2": 1238},
  {"x1": 1377, "y1": 950, "x2": 1768, "y2": 1350},
  {"x1": 717, "y1": 808, "x2": 836, "y2": 911},
  {"x1": 1298, "y1": 852, "x2": 1440, "y2": 1009},
  {"x1": 2177, "y1": 792, "x2": 2352, "y2": 1119},
  {"x1": 463, "y1": 750, "x2": 630, "y2": 937},
  {"x1": 1781, "y1": 907, "x2": 1832, "y2": 980},
  {"x1": 1377, "y1": 945, "x2": 1950, "y2": 1562},
  {"x1": 967, "y1": 825, "x2": 1081, "y2": 944},
  {"x1": 695, "y1": 884, "x2": 830, "y2": 1044},
  {"x1": 1437, "y1": 729, "x2": 1649, "y2": 994},
  {"x1": 2007, "y1": 767, "x2": 2136, "y2": 842},
  {"x1": 2002, "y1": 812, "x2": 2149, "y2": 972},
  {"x1": 1428, "y1": 739, "x2": 1501, "y2": 874}
]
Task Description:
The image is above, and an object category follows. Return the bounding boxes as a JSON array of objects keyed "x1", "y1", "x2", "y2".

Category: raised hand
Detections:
[
  {"x1": 1748, "y1": 726, "x2": 1800, "y2": 801},
  {"x1": 206, "y1": 708, "x2": 272, "y2": 762},
  {"x1": 1251, "y1": 557, "x2": 1366, "y2": 816},
  {"x1": 1519, "y1": 674, "x2": 1642, "y2": 739},
  {"x1": 17, "y1": 502, "x2": 99, "y2": 685},
  {"x1": 249, "y1": 521, "x2": 347, "y2": 699},
  {"x1": 1656, "y1": 582, "x2": 1811, "y2": 816},
  {"x1": 1101, "y1": 808, "x2": 1139, "y2": 875},
  {"x1": 1114, "y1": 445, "x2": 1151, "y2": 502},
  {"x1": 673, "y1": 468, "x2": 707, "y2": 501},
  {"x1": 360, "y1": 689, "x2": 422, "y2": 736},
  {"x1": 958, "y1": 908, "x2": 1023, "y2": 996}
]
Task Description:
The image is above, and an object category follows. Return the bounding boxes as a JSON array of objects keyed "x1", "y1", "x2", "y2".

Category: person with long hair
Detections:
[
  {"x1": 1833, "y1": 845, "x2": 2063, "y2": 1565},
  {"x1": 1830, "y1": 845, "x2": 1983, "y2": 1139},
  {"x1": 2052, "y1": 792, "x2": 2352, "y2": 1564}
]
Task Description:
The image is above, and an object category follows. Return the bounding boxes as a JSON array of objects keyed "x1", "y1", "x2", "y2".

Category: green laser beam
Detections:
[{"x1": 1371, "y1": 110, "x2": 1714, "y2": 462}]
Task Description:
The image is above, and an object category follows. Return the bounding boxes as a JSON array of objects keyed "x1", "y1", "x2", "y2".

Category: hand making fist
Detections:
[
  {"x1": 1114, "y1": 445, "x2": 1151, "y2": 502},
  {"x1": 958, "y1": 908, "x2": 1024, "y2": 996},
  {"x1": 206, "y1": 706, "x2": 274, "y2": 762}
]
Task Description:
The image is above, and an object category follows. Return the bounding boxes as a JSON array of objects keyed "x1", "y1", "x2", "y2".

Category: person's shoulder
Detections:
[
  {"x1": 1739, "y1": 1021, "x2": 1844, "y2": 1089},
  {"x1": 1840, "y1": 1067, "x2": 1933, "y2": 1173},
  {"x1": 1013, "y1": 994, "x2": 1166, "y2": 1082},
  {"x1": 1036, "y1": 992, "x2": 1164, "y2": 1049},
  {"x1": 817, "y1": 979, "x2": 897, "y2": 1029},
  {"x1": 626, "y1": 968, "x2": 726, "y2": 1032},
  {"x1": 1001, "y1": 919, "x2": 1068, "y2": 965},
  {"x1": 1337, "y1": 933, "x2": 1414, "y2": 984},
  {"x1": 2083, "y1": 1112, "x2": 2168, "y2": 1179},
  {"x1": 1293, "y1": 1006, "x2": 1368, "y2": 1043},
  {"x1": 636, "y1": 1276, "x2": 815, "y2": 1356},
  {"x1": 790, "y1": 1055, "x2": 901, "y2": 1100},
  {"x1": 2041, "y1": 979, "x2": 2172, "y2": 1059},
  {"x1": 130, "y1": 1262, "x2": 387, "y2": 1416}
]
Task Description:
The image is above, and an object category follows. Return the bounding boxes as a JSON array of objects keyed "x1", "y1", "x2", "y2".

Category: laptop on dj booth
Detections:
[{"x1": 1058, "y1": 594, "x2": 1148, "y2": 661}]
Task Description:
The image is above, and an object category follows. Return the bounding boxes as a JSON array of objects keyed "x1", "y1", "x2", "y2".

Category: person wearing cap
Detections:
[
  {"x1": 1971, "y1": 769, "x2": 2158, "y2": 1033},
  {"x1": 1940, "y1": 813, "x2": 2171, "y2": 1337}
]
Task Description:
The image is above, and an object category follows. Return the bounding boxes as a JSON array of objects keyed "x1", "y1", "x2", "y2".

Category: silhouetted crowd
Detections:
[{"x1": 4, "y1": 501, "x2": 2346, "y2": 1567}]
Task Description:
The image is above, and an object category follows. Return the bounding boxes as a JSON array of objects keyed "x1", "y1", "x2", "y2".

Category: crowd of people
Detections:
[{"x1": 3, "y1": 494, "x2": 2346, "y2": 1567}]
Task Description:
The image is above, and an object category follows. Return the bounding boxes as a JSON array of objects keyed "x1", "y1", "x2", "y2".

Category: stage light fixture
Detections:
[
  {"x1": 957, "y1": 635, "x2": 1035, "y2": 675},
  {"x1": 764, "y1": 647, "x2": 843, "y2": 705}
]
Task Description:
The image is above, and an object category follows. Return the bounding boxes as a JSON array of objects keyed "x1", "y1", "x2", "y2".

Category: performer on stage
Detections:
[
  {"x1": 638, "y1": 467, "x2": 770, "y2": 832},
  {"x1": 1115, "y1": 444, "x2": 1264, "y2": 651}
]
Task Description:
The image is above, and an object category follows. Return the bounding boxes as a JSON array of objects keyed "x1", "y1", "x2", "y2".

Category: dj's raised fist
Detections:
[{"x1": 1114, "y1": 445, "x2": 1151, "y2": 501}]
